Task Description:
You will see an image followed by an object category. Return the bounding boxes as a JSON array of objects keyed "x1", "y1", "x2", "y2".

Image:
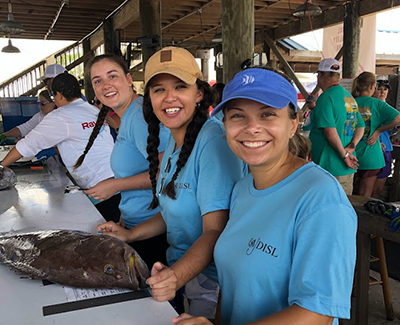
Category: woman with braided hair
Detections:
[
  {"x1": 79, "y1": 54, "x2": 170, "y2": 268},
  {"x1": 97, "y1": 47, "x2": 245, "y2": 318}
]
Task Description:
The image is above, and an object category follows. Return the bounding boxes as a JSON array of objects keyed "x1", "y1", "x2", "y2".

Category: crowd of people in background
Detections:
[
  {"x1": 306, "y1": 58, "x2": 400, "y2": 199},
  {"x1": 1, "y1": 50, "x2": 399, "y2": 325}
]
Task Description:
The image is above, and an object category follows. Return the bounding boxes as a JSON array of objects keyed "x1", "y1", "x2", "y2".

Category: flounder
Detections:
[{"x1": 0, "y1": 230, "x2": 149, "y2": 290}]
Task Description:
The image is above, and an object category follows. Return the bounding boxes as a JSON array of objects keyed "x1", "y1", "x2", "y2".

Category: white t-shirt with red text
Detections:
[
  {"x1": 16, "y1": 98, "x2": 114, "y2": 188},
  {"x1": 17, "y1": 111, "x2": 46, "y2": 136}
]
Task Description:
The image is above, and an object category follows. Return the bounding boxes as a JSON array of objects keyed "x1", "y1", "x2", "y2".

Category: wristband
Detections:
[{"x1": 342, "y1": 151, "x2": 349, "y2": 159}]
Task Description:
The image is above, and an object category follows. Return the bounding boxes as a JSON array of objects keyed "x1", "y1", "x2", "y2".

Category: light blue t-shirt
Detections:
[
  {"x1": 380, "y1": 131, "x2": 392, "y2": 152},
  {"x1": 214, "y1": 162, "x2": 357, "y2": 325},
  {"x1": 110, "y1": 97, "x2": 169, "y2": 228},
  {"x1": 158, "y1": 118, "x2": 246, "y2": 282}
]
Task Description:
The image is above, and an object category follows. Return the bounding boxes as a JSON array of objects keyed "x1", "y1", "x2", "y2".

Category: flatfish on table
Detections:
[
  {"x1": 0, "y1": 166, "x2": 17, "y2": 190},
  {"x1": 0, "y1": 230, "x2": 149, "y2": 290}
]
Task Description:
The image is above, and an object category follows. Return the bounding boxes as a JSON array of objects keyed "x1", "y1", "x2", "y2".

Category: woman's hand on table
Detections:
[
  {"x1": 172, "y1": 313, "x2": 213, "y2": 325},
  {"x1": 97, "y1": 221, "x2": 131, "y2": 242},
  {"x1": 85, "y1": 178, "x2": 117, "y2": 201},
  {"x1": 147, "y1": 262, "x2": 178, "y2": 302}
]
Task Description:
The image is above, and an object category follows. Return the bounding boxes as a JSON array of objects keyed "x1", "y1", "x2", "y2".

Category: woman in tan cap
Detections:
[{"x1": 97, "y1": 47, "x2": 245, "y2": 318}]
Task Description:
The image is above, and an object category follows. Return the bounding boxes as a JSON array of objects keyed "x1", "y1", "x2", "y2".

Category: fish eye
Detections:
[{"x1": 104, "y1": 264, "x2": 115, "y2": 275}]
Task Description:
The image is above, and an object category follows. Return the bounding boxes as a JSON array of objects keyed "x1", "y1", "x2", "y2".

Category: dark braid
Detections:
[
  {"x1": 74, "y1": 104, "x2": 110, "y2": 169},
  {"x1": 75, "y1": 54, "x2": 130, "y2": 169},
  {"x1": 143, "y1": 79, "x2": 212, "y2": 207},
  {"x1": 143, "y1": 92, "x2": 161, "y2": 209},
  {"x1": 163, "y1": 108, "x2": 208, "y2": 199}
]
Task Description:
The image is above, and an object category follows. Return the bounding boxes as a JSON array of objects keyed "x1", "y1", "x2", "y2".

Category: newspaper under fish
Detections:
[
  {"x1": 0, "y1": 230, "x2": 149, "y2": 290},
  {"x1": 0, "y1": 166, "x2": 17, "y2": 190}
]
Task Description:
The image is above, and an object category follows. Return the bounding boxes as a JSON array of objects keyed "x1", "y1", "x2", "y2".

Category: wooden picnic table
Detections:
[{"x1": 349, "y1": 195, "x2": 400, "y2": 325}]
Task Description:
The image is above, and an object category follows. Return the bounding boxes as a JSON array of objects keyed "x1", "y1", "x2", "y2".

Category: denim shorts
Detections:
[{"x1": 184, "y1": 273, "x2": 219, "y2": 319}]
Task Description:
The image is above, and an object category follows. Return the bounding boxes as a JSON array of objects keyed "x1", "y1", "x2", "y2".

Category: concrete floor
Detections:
[{"x1": 342, "y1": 270, "x2": 400, "y2": 325}]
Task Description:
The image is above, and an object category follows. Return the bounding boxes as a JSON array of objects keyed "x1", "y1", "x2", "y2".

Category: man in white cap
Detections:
[
  {"x1": 309, "y1": 58, "x2": 365, "y2": 195},
  {"x1": 39, "y1": 63, "x2": 66, "y2": 92}
]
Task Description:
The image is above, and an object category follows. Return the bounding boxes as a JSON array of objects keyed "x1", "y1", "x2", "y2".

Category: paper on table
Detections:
[{"x1": 64, "y1": 286, "x2": 132, "y2": 302}]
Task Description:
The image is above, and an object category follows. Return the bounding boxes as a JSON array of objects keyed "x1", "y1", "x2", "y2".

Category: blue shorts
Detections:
[{"x1": 377, "y1": 151, "x2": 392, "y2": 179}]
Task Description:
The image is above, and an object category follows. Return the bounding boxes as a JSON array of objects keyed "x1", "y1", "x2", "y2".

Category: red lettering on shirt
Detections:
[{"x1": 82, "y1": 121, "x2": 96, "y2": 130}]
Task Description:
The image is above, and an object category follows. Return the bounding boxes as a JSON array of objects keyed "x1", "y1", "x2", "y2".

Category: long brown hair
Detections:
[
  {"x1": 143, "y1": 79, "x2": 213, "y2": 209},
  {"x1": 74, "y1": 54, "x2": 129, "y2": 169},
  {"x1": 351, "y1": 71, "x2": 376, "y2": 98}
]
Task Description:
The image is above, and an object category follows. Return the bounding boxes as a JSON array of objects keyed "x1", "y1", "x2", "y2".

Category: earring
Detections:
[
  {"x1": 195, "y1": 102, "x2": 200, "y2": 109},
  {"x1": 291, "y1": 133, "x2": 295, "y2": 137}
]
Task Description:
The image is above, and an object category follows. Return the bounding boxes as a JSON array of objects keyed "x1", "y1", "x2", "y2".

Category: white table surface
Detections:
[{"x1": 0, "y1": 156, "x2": 178, "y2": 324}]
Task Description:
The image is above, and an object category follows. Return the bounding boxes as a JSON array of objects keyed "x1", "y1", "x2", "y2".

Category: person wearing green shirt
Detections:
[
  {"x1": 351, "y1": 72, "x2": 400, "y2": 197},
  {"x1": 309, "y1": 58, "x2": 365, "y2": 195}
]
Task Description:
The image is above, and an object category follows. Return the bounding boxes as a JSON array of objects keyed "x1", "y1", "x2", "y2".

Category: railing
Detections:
[
  {"x1": 0, "y1": 41, "x2": 86, "y2": 98},
  {"x1": 0, "y1": 61, "x2": 46, "y2": 97},
  {"x1": 0, "y1": 40, "x2": 140, "y2": 98},
  {"x1": 54, "y1": 42, "x2": 85, "y2": 81}
]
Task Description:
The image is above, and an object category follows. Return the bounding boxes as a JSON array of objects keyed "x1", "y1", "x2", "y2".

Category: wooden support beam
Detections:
[
  {"x1": 140, "y1": 0, "x2": 161, "y2": 66},
  {"x1": 103, "y1": 19, "x2": 121, "y2": 55},
  {"x1": 162, "y1": 0, "x2": 217, "y2": 30},
  {"x1": 343, "y1": 1, "x2": 360, "y2": 78},
  {"x1": 355, "y1": 230, "x2": 371, "y2": 325},
  {"x1": 131, "y1": 71, "x2": 144, "y2": 81},
  {"x1": 88, "y1": 0, "x2": 140, "y2": 51},
  {"x1": 263, "y1": 33, "x2": 309, "y2": 101},
  {"x1": 113, "y1": 0, "x2": 140, "y2": 30},
  {"x1": 103, "y1": 18, "x2": 114, "y2": 54},
  {"x1": 83, "y1": 38, "x2": 95, "y2": 102},
  {"x1": 90, "y1": 29, "x2": 104, "y2": 51},
  {"x1": 221, "y1": 0, "x2": 254, "y2": 83}
]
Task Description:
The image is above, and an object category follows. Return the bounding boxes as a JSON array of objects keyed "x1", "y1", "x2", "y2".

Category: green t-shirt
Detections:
[
  {"x1": 309, "y1": 85, "x2": 365, "y2": 176},
  {"x1": 355, "y1": 96, "x2": 399, "y2": 170}
]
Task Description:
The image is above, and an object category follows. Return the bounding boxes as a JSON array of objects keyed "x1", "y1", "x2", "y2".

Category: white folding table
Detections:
[{"x1": 0, "y1": 154, "x2": 177, "y2": 324}]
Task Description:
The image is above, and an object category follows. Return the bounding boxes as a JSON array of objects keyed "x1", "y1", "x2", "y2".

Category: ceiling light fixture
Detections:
[
  {"x1": 212, "y1": 32, "x2": 222, "y2": 43},
  {"x1": 292, "y1": 0, "x2": 322, "y2": 18},
  {"x1": 2, "y1": 38, "x2": 20, "y2": 53},
  {"x1": 0, "y1": 1, "x2": 25, "y2": 35}
]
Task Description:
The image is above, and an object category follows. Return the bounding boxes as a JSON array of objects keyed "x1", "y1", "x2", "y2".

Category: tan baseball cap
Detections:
[{"x1": 144, "y1": 46, "x2": 203, "y2": 86}]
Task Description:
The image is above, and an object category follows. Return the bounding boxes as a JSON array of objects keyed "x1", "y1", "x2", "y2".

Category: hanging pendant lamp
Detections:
[
  {"x1": 0, "y1": 1, "x2": 25, "y2": 35},
  {"x1": 293, "y1": 0, "x2": 322, "y2": 18},
  {"x1": 2, "y1": 38, "x2": 20, "y2": 53}
]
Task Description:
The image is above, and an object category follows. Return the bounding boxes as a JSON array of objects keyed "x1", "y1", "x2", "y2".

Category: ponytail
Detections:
[
  {"x1": 351, "y1": 71, "x2": 376, "y2": 98},
  {"x1": 74, "y1": 104, "x2": 110, "y2": 169},
  {"x1": 288, "y1": 103, "x2": 311, "y2": 159}
]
